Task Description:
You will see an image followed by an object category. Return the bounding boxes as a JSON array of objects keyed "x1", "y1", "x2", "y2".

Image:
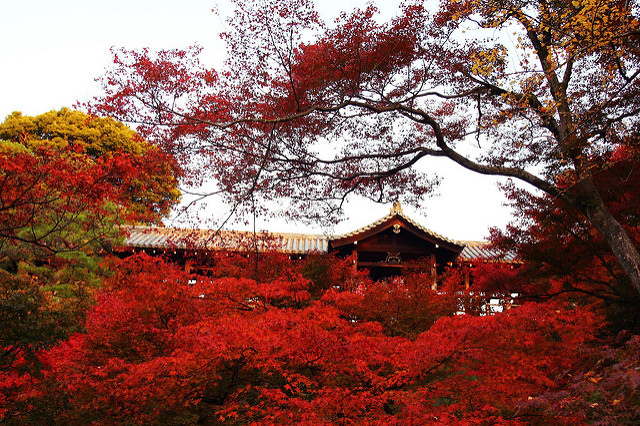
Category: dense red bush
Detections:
[{"x1": 0, "y1": 253, "x2": 629, "y2": 424}]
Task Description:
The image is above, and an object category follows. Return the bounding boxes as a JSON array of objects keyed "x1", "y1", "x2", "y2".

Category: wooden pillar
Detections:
[
  {"x1": 465, "y1": 267, "x2": 470, "y2": 289},
  {"x1": 430, "y1": 253, "x2": 437, "y2": 290},
  {"x1": 352, "y1": 248, "x2": 358, "y2": 272}
]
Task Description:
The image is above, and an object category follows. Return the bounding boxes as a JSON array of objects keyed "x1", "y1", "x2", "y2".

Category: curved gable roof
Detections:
[{"x1": 330, "y1": 201, "x2": 464, "y2": 254}]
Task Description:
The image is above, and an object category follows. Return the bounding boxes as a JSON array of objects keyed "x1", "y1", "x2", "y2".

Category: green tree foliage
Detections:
[
  {"x1": 0, "y1": 109, "x2": 184, "y2": 421},
  {"x1": 0, "y1": 108, "x2": 181, "y2": 222},
  {"x1": 0, "y1": 108, "x2": 183, "y2": 291}
]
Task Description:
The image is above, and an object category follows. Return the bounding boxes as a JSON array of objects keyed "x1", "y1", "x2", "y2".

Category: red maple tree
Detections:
[
  {"x1": 89, "y1": 0, "x2": 640, "y2": 295},
  {"x1": 1, "y1": 253, "x2": 612, "y2": 424},
  {"x1": 492, "y1": 146, "x2": 640, "y2": 331}
]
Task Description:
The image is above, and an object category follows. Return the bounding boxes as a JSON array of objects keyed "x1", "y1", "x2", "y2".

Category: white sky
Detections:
[{"x1": 1, "y1": 0, "x2": 514, "y2": 241}]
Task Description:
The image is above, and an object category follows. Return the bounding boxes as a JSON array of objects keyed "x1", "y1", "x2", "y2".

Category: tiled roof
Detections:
[
  {"x1": 122, "y1": 203, "x2": 515, "y2": 262},
  {"x1": 276, "y1": 233, "x2": 329, "y2": 253},
  {"x1": 459, "y1": 241, "x2": 518, "y2": 263},
  {"x1": 122, "y1": 226, "x2": 329, "y2": 254},
  {"x1": 123, "y1": 227, "x2": 515, "y2": 262}
]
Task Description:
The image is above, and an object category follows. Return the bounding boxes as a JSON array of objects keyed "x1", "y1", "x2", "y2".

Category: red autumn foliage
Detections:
[
  {"x1": 469, "y1": 261, "x2": 520, "y2": 296},
  {"x1": 0, "y1": 115, "x2": 183, "y2": 422},
  {"x1": 0, "y1": 146, "x2": 118, "y2": 250},
  {"x1": 3, "y1": 253, "x2": 630, "y2": 424},
  {"x1": 491, "y1": 146, "x2": 640, "y2": 331},
  {"x1": 0, "y1": 144, "x2": 177, "y2": 254}
]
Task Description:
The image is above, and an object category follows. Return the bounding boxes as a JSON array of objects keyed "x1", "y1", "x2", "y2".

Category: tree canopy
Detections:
[
  {"x1": 492, "y1": 144, "x2": 640, "y2": 330},
  {"x1": 0, "y1": 110, "x2": 183, "y2": 420},
  {"x1": 0, "y1": 103, "x2": 637, "y2": 421},
  {"x1": 0, "y1": 108, "x2": 182, "y2": 222},
  {"x1": 88, "y1": 0, "x2": 640, "y2": 295}
]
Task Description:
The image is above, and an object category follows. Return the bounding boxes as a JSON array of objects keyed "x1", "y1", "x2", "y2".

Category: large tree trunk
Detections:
[
  {"x1": 436, "y1": 135, "x2": 640, "y2": 297},
  {"x1": 575, "y1": 179, "x2": 640, "y2": 295}
]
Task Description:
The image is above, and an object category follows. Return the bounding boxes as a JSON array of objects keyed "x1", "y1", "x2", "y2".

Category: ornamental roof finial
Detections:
[{"x1": 390, "y1": 199, "x2": 403, "y2": 215}]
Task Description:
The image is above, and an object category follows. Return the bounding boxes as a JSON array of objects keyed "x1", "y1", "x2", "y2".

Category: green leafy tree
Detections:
[
  {"x1": 0, "y1": 108, "x2": 182, "y2": 297},
  {"x1": 0, "y1": 110, "x2": 183, "y2": 421},
  {"x1": 0, "y1": 108, "x2": 181, "y2": 222}
]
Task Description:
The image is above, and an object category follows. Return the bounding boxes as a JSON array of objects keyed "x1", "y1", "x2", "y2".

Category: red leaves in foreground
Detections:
[{"x1": 7, "y1": 254, "x2": 628, "y2": 424}]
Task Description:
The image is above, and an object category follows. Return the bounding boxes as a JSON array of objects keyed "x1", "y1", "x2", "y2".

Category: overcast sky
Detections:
[{"x1": 1, "y1": 0, "x2": 514, "y2": 241}]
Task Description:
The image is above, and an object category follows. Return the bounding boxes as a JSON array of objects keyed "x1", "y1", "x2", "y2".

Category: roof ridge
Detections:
[
  {"x1": 124, "y1": 225, "x2": 330, "y2": 239},
  {"x1": 331, "y1": 211, "x2": 395, "y2": 240},
  {"x1": 331, "y1": 210, "x2": 464, "y2": 247},
  {"x1": 458, "y1": 240, "x2": 490, "y2": 246}
]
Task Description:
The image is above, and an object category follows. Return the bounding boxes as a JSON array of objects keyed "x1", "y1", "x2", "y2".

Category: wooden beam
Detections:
[{"x1": 357, "y1": 261, "x2": 404, "y2": 268}]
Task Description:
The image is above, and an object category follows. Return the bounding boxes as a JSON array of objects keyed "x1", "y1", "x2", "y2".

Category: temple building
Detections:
[{"x1": 121, "y1": 201, "x2": 515, "y2": 284}]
